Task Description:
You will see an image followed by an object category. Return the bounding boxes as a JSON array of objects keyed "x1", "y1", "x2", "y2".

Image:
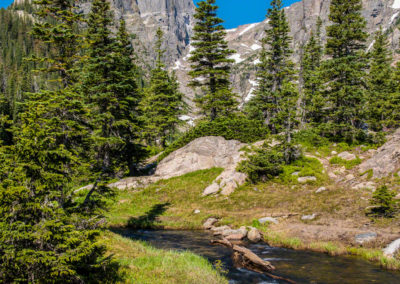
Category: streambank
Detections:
[{"x1": 114, "y1": 229, "x2": 400, "y2": 284}]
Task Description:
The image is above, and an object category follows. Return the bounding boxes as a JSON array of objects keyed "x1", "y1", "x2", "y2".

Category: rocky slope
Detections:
[
  {"x1": 12, "y1": 0, "x2": 195, "y2": 67},
  {"x1": 11, "y1": 0, "x2": 400, "y2": 112}
]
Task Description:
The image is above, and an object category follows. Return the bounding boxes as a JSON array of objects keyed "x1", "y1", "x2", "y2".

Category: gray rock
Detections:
[
  {"x1": 298, "y1": 176, "x2": 317, "y2": 183},
  {"x1": 328, "y1": 172, "x2": 338, "y2": 179},
  {"x1": 301, "y1": 214, "x2": 317, "y2": 221},
  {"x1": 153, "y1": 136, "x2": 248, "y2": 196},
  {"x1": 383, "y1": 238, "x2": 400, "y2": 257},
  {"x1": 355, "y1": 232, "x2": 377, "y2": 244},
  {"x1": 359, "y1": 129, "x2": 400, "y2": 178},
  {"x1": 352, "y1": 182, "x2": 376, "y2": 191},
  {"x1": 345, "y1": 174, "x2": 355, "y2": 181},
  {"x1": 292, "y1": 171, "x2": 300, "y2": 176},
  {"x1": 203, "y1": 218, "x2": 218, "y2": 230},
  {"x1": 331, "y1": 151, "x2": 338, "y2": 155},
  {"x1": 247, "y1": 228, "x2": 262, "y2": 243},
  {"x1": 316, "y1": 187, "x2": 327, "y2": 193},
  {"x1": 203, "y1": 183, "x2": 220, "y2": 196},
  {"x1": 194, "y1": 209, "x2": 201, "y2": 214},
  {"x1": 338, "y1": 151, "x2": 357, "y2": 161},
  {"x1": 259, "y1": 217, "x2": 279, "y2": 225}
]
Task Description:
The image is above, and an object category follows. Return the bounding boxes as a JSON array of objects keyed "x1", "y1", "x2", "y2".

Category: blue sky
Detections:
[
  {"x1": 1, "y1": 0, "x2": 299, "y2": 29},
  {"x1": 1, "y1": 0, "x2": 14, "y2": 9},
  {"x1": 206, "y1": 0, "x2": 299, "y2": 28}
]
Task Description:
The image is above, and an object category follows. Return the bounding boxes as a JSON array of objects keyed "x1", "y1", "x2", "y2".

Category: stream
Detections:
[{"x1": 117, "y1": 229, "x2": 400, "y2": 284}]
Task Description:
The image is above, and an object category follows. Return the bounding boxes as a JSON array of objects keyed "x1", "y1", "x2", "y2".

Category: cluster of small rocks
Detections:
[{"x1": 203, "y1": 218, "x2": 262, "y2": 243}]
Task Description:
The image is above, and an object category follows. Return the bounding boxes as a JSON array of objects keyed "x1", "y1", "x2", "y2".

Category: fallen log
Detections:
[{"x1": 211, "y1": 238, "x2": 297, "y2": 284}]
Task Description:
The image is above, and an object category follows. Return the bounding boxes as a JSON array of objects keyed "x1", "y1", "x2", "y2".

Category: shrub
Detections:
[
  {"x1": 158, "y1": 116, "x2": 268, "y2": 161},
  {"x1": 368, "y1": 186, "x2": 398, "y2": 218},
  {"x1": 237, "y1": 140, "x2": 301, "y2": 184}
]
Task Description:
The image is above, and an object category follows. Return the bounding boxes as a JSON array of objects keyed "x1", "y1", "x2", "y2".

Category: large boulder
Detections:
[
  {"x1": 359, "y1": 129, "x2": 400, "y2": 178},
  {"x1": 155, "y1": 136, "x2": 246, "y2": 179},
  {"x1": 154, "y1": 136, "x2": 248, "y2": 196}
]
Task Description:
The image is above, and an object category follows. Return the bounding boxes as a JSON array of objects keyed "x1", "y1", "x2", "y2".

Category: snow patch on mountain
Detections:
[
  {"x1": 229, "y1": 54, "x2": 245, "y2": 64},
  {"x1": 393, "y1": 0, "x2": 400, "y2": 9},
  {"x1": 239, "y1": 23, "x2": 258, "y2": 36},
  {"x1": 390, "y1": 12, "x2": 399, "y2": 25}
]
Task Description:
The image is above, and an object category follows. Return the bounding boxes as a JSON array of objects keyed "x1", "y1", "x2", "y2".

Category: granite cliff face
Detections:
[
  {"x1": 79, "y1": 0, "x2": 195, "y2": 66},
  {"x1": 11, "y1": 0, "x2": 400, "y2": 111},
  {"x1": 172, "y1": 0, "x2": 400, "y2": 112}
]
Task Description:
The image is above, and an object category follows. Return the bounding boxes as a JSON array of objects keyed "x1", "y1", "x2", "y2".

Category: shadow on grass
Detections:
[{"x1": 125, "y1": 202, "x2": 171, "y2": 229}]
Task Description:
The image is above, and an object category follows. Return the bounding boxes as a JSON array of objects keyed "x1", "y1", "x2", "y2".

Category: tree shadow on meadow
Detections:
[{"x1": 125, "y1": 202, "x2": 171, "y2": 230}]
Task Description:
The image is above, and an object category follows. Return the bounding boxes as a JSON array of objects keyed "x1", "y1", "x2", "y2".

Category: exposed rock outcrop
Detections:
[
  {"x1": 359, "y1": 129, "x2": 400, "y2": 178},
  {"x1": 173, "y1": 0, "x2": 400, "y2": 109},
  {"x1": 154, "y1": 136, "x2": 248, "y2": 196}
]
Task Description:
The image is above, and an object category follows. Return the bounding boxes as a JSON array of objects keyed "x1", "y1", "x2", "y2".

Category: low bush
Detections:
[
  {"x1": 367, "y1": 186, "x2": 399, "y2": 218},
  {"x1": 158, "y1": 117, "x2": 268, "y2": 161},
  {"x1": 237, "y1": 140, "x2": 301, "y2": 184}
]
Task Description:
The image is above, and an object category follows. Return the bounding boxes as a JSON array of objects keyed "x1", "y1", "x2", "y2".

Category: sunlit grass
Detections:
[{"x1": 101, "y1": 231, "x2": 227, "y2": 284}]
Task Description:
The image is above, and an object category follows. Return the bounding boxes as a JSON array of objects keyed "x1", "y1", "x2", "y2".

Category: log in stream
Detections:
[{"x1": 211, "y1": 238, "x2": 297, "y2": 284}]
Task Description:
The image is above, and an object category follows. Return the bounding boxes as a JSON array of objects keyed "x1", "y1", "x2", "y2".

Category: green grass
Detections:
[
  {"x1": 102, "y1": 231, "x2": 227, "y2": 284},
  {"x1": 263, "y1": 231, "x2": 400, "y2": 270},
  {"x1": 279, "y1": 156, "x2": 327, "y2": 185},
  {"x1": 329, "y1": 156, "x2": 362, "y2": 169},
  {"x1": 107, "y1": 168, "x2": 225, "y2": 229},
  {"x1": 106, "y1": 167, "x2": 400, "y2": 272}
]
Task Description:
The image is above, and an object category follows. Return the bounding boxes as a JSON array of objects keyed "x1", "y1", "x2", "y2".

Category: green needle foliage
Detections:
[
  {"x1": 82, "y1": 0, "x2": 143, "y2": 176},
  {"x1": 188, "y1": 0, "x2": 237, "y2": 121},
  {"x1": 368, "y1": 186, "x2": 399, "y2": 218},
  {"x1": 140, "y1": 28, "x2": 186, "y2": 148},
  {"x1": 0, "y1": 92, "x2": 117, "y2": 282},
  {"x1": 367, "y1": 29, "x2": 396, "y2": 131},
  {"x1": 0, "y1": 0, "x2": 118, "y2": 281},
  {"x1": 246, "y1": 0, "x2": 298, "y2": 162},
  {"x1": 320, "y1": 0, "x2": 368, "y2": 142},
  {"x1": 300, "y1": 18, "x2": 324, "y2": 125}
]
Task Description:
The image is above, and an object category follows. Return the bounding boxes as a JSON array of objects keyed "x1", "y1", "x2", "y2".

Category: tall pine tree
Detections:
[
  {"x1": 140, "y1": 28, "x2": 185, "y2": 148},
  {"x1": 300, "y1": 17, "x2": 324, "y2": 125},
  {"x1": 82, "y1": 0, "x2": 142, "y2": 176},
  {"x1": 0, "y1": 0, "x2": 117, "y2": 281},
  {"x1": 188, "y1": 0, "x2": 237, "y2": 121},
  {"x1": 367, "y1": 29, "x2": 396, "y2": 131},
  {"x1": 246, "y1": 0, "x2": 298, "y2": 162},
  {"x1": 321, "y1": 0, "x2": 368, "y2": 141}
]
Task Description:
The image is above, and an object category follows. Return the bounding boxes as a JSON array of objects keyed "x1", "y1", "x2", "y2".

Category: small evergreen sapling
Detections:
[{"x1": 368, "y1": 186, "x2": 398, "y2": 218}]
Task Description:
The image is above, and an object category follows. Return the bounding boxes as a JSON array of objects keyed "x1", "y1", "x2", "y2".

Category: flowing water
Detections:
[{"x1": 116, "y1": 229, "x2": 400, "y2": 284}]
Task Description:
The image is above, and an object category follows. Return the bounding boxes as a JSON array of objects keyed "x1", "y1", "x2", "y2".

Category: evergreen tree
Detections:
[
  {"x1": 367, "y1": 29, "x2": 397, "y2": 131},
  {"x1": 300, "y1": 18, "x2": 324, "y2": 125},
  {"x1": 188, "y1": 0, "x2": 237, "y2": 121},
  {"x1": 0, "y1": 93, "x2": 117, "y2": 282},
  {"x1": 321, "y1": 0, "x2": 368, "y2": 141},
  {"x1": 140, "y1": 28, "x2": 185, "y2": 148},
  {"x1": 0, "y1": 0, "x2": 117, "y2": 281},
  {"x1": 246, "y1": 0, "x2": 298, "y2": 161},
  {"x1": 31, "y1": 0, "x2": 83, "y2": 88},
  {"x1": 82, "y1": 0, "x2": 142, "y2": 176}
]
